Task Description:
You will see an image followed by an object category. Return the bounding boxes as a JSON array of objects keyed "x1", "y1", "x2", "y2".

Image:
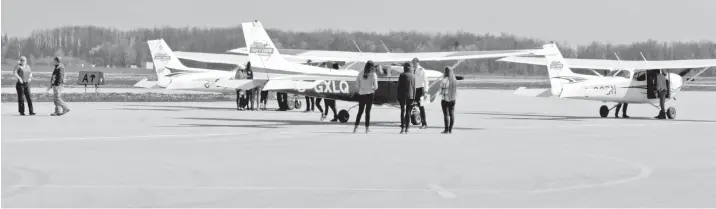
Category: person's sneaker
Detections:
[
  {"x1": 623, "y1": 115, "x2": 630, "y2": 118},
  {"x1": 420, "y1": 125, "x2": 427, "y2": 129},
  {"x1": 330, "y1": 118, "x2": 338, "y2": 122},
  {"x1": 400, "y1": 128, "x2": 405, "y2": 134},
  {"x1": 20, "y1": 112, "x2": 25, "y2": 116},
  {"x1": 365, "y1": 127, "x2": 370, "y2": 133},
  {"x1": 353, "y1": 127, "x2": 358, "y2": 133},
  {"x1": 50, "y1": 113, "x2": 60, "y2": 116},
  {"x1": 60, "y1": 109, "x2": 71, "y2": 115},
  {"x1": 441, "y1": 130, "x2": 449, "y2": 134},
  {"x1": 29, "y1": 112, "x2": 36, "y2": 115},
  {"x1": 320, "y1": 115, "x2": 326, "y2": 121}
]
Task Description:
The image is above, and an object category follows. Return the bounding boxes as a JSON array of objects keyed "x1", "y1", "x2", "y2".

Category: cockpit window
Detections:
[
  {"x1": 606, "y1": 70, "x2": 619, "y2": 77},
  {"x1": 634, "y1": 71, "x2": 646, "y2": 81}
]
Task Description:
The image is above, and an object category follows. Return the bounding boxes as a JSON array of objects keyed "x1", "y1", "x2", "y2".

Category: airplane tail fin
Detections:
[
  {"x1": 540, "y1": 43, "x2": 578, "y2": 96},
  {"x1": 147, "y1": 39, "x2": 187, "y2": 87},
  {"x1": 241, "y1": 21, "x2": 292, "y2": 80}
]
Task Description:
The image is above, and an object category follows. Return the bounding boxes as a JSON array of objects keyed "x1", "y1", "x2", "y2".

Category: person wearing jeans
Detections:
[
  {"x1": 353, "y1": 61, "x2": 379, "y2": 133},
  {"x1": 439, "y1": 66, "x2": 458, "y2": 134},
  {"x1": 397, "y1": 62, "x2": 416, "y2": 134},
  {"x1": 14, "y1": 56, "x2": 35, "y2": 116}
]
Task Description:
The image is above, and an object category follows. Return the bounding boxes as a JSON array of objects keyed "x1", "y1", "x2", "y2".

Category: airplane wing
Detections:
[
  {"x1": 173, "y1": 51, "x2": 249, "y2": 66},
  {"x1": 229, "y1": 47, "x2": 544, "y2": 63},
  {"x1": 498, "y1": 56, "x2": 716, "y2": 70}
]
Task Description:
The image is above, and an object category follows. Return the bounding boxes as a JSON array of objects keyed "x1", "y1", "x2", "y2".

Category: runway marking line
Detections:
[{"x1": 5, "y1": 153, "x2": 652, "y2": 196}]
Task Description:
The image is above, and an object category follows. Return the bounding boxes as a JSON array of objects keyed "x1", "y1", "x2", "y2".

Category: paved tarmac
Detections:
[{"x1": 2, "y1": 89, "x2": 716, "y2": 207}]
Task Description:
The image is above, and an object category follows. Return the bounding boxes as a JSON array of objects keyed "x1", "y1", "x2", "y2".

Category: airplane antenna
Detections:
[
  {"x1": 639, "y1": 52, "x2": 649, "y2": 63},
  {"x1": 613, "y1": 52, "x2": 621, "y2": 62},
  {"x1": 380, "y1": 40, "x2": 390, "y2": 53},
  {"x1": 352, "y1": 40, "x2": 362, "y2": 54}
]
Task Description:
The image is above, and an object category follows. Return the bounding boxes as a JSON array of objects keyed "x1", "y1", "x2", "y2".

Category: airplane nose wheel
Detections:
[
  {"x1": 338, "y1": 109, "x2": 350, "y2": 123},
  {"x1": 411, "y1": 107, "x2": 421, "y2": 125},
  {"x1": 667, "y1": 107, "x2": 676, "y2": 119},
  {"x1": 599, "y1": 105, "x2": 609, "y2": 118}
]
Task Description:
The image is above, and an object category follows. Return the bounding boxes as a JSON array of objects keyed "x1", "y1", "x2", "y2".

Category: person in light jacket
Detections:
[
  {"x1": 411, "y1": 58, "x2": 429, "y2": 129},
  {"x1": 353, "y1": 61, "x2": 379, "y2": 133},
  {"x1": 440, "y1": 66, "x2": 458, "y2": 134}
]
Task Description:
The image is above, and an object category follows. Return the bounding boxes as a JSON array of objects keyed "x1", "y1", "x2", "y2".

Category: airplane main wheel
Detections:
[
  {"x1": 288, "y1": 100, "x2": 295, "y2": 110},
  {"x1": 410, "y1": 108, "x2": 421, "y2": 125},
  {"x1": 338, "y1": 109, "x2": 350, "y2": 123},
  {"x1": 599, "y1": 105, "x2": 609, "y2": 118},
  {"x1": 667, "y1": 107, "x2": 676, "y2": 119}
]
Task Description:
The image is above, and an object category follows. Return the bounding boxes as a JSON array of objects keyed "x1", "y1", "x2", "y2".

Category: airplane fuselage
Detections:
[{"x1": 559, "y1": 71, "x2": 683, "y2": 104}]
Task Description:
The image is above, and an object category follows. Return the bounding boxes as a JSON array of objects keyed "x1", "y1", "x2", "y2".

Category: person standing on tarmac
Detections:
[
  {"x1": 304, "y1": 96, "x2": 315, "y2": 112},
  {"x1": 440, "y1": 66, "x2": 458, "y2": 134},
  {"x1": 235, "y1": 69, "x2": 246, "y2": 110},
  {"x1": 615, "y1": 103, "x2": 629, "y2": 118},
  {"x1": 14, "y1": 56, "x2": 35, "y2": 116},
  {"x1": 411, "y1": 58, "x2": 429, "y2": 129},
  {"x1": 654, "y1": 70, "x2": 668, "y2": 119},
  {"x1": 245, "y1": 63, "x2": 255, "y2": 111},
  {"x1": 50, "y1": 57, "x2": 70, "y2": 116},
  {"x1": 398, "y1": 62, "x2": 416, "y2": 134},
  {"x1": 322, "y1": 63, "x2": 340, "y2": 121},
  {"x1": 353, "y1": 61, "x2": 379, "y2": 133}
]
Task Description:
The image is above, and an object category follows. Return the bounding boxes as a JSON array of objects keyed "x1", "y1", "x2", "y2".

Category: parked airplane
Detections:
[
  {"x1": 227, "y1": 20, "x2": 546, "y2": 124},
  {"x1": 137, "y1": 39, "x2": 244, "y2": 94},
  {"x1": 497, "y1": 42, "x2": 716, "y2": 119}
]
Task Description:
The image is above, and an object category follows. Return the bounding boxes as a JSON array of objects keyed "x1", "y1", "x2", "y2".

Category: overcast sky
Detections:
[{"x1": 2, "y1": 0, "x2": 715, "y2": 45}]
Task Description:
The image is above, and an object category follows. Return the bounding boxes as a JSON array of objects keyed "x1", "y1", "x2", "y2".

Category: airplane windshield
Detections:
[
  {"x1": 615, "y1": 70, "x2": 631, "y2": 79},
  {"x1": 606, "y1": 70, "x2": 619, "y2": 77}
]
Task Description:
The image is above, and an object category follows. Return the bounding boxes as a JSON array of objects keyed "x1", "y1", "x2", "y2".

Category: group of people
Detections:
[
  {"x1": 13, "y1": 56, "x2": 70, "y2": 116},
  {"x1": 303, "y1": 63, "x2": 340, "y2": 121},
  {"x1": 351, "y1": 58, "x2": 457, "y2": 134},
  {"x1": 235, "y1": 62, "x2": 268, "y2": 111}
]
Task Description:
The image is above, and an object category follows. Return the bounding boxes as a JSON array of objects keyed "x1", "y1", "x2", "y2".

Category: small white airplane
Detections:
[
  {"x1": 220, "y1": 20, "x2": 547, "y2": 123},
  {"x1": 136, "y1": 39, "x2": 245, "y2": 94},
  {"x1": 497, "y1": 42, "x2": 716, "y2": 119}
]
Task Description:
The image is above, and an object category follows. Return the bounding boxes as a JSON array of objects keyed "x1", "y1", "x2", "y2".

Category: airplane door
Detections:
[{"x1": 645, "y1": 69, "x2": 659, "y2": 99}]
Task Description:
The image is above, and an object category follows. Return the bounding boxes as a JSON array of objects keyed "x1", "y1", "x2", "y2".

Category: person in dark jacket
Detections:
[
  {"x1": 50, "y1": 57, "x2": 70, "y2": 116},
  {"x1": 398, "y1": 62, "x2": 416, "y2": 134},
  {"x1": 322, "y1": 63, "x2": 340, "y2": 121},
  {"x1": 14, "y1": 56, "x2": 35, "y2": 116},
  {"x1": 615, "y1": 103, "x2": 629, "y2": 118},
  {"x1": 655, "y1": 71, "x2": 668, "y2": 119},
  {"x1": 246, "y1": 64, "x2": 255, "y2": 111}
]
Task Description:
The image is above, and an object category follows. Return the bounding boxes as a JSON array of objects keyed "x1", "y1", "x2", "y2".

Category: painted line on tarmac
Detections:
[
  {"x1": 427, "y1": 183, "x2": 457, "y2": 198},
  {"x1": 452, "y1": 152, "x2": 653, "y2": 194},
  {"x1": 6, "y1": 184, "x2": 422, "y2": 193},
  {"x1": 2, "y1": 133, "x2": 257, "y2": 143},
  {"x1": 2, "y1": 131, "x2": 339, "y2": 143}
]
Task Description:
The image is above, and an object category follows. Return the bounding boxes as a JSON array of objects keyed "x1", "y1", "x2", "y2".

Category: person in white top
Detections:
[
  {"x1": 353, "y1": 61, "x2": 379, "y2": 133},
  {"x1": 411, "y1": 58, "x2": 429, "y2": 129},
  {"x1": 14, "y1": 56, "x2": 35, "y2": 115},
  {"x1": 440, "y1": 66, "x2": 458, "y2": 134}
]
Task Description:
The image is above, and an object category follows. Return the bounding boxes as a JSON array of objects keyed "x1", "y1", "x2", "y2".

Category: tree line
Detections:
[{"x1": 2, "y1": 26, "x2": 715, "y2": 76}]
